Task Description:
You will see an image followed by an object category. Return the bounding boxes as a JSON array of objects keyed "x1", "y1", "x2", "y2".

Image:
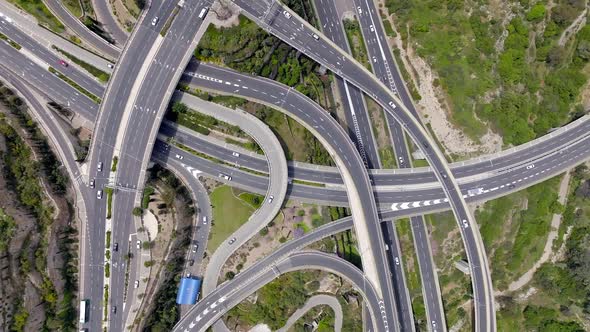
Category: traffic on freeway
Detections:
[{"x1": 0, "y1": 0, "x2": 589, "y2": 331}]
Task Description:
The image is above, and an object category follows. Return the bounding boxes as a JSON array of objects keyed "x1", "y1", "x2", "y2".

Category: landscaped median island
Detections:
[
  {"x1": 48, "y1": 67, "x2": 102, "y2": 103},
  {"x1": 51, "y1": 45, "x2": 110, "y2": 82},
  {"x1": 0, "y1": 32, "x2": 22, "y2": 50}
]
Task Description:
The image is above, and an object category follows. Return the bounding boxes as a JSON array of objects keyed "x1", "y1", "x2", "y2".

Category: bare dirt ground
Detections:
[
  {"x1": 112, "y1": 0, "x2": 136, "y2": 32},
  {"x1": 378, "y1": 0, "x2": 503, "y2": 158},
  {"x1": 209, "y1": 0, "x2": 240, "y2": 28}
]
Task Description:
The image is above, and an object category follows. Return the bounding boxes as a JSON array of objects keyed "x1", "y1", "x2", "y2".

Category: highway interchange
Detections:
[{"x1": 0, "y1": 0, "x2": 588, "y2": 331}]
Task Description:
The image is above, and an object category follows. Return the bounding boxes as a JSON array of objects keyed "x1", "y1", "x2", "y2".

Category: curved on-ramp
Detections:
[
  {"x1": 170, "y1": 91, "x2": 289, "y2": 299},
  {"x1": 174, "y1": 251, "x2": 385, "y2": 332}
]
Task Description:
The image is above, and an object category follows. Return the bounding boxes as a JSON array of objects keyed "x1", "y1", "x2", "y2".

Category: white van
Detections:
[{"x1": 198, "y1": 7, "x2": 209, "y2": 19}]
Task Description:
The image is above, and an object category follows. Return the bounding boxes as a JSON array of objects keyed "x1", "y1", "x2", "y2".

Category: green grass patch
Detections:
[
  {"x1": 106, "y1": 230, "x2": 111, "y2": 247},
  {"x1": 111, "y1": 156, "x2": 118, "y2": 172},
  {"x1": 292, "y1": 179, "x2": 325, "y2": 187},
  {"x1": 103, "y1": 285, "x2": 109, "y2": 321},
  {"x1": 52, "y1": 45, "x2": 110, "y2": 82},
  {"x1": 61, "y1": 0, "x2": 82, "y2": 17},
  {"x1": 208, "y1": 186, "x2": 255, "y2": 251},
  {"x1": 48, "y1": 67, "x2": 101, "y2": 103},
  {"x1": 141, "y1": 186, "x2": 154, "y2": 209},
  {"x1": 0, "y1": 33, "x2": 22, "y2": 50},
  {"x1": 342, "y1": 19, "x2": 372, "y2": 71},
  {"x1": 159, "y1": 6, "x2": 179, "y2": 37},
  {"x1": 379, "y1": 147, "x2": 396, "y2": 168},
  {"x1": 238, "y1": 192, "x2": 264, "y2": 209},
  {"x1": 104, "y1": 262, "x2": 110, "y2": 278},
  {"x1": 382, "y1": 19, "x2": 396, "y2": 37},
  {"x1": 7, "y1": 0, "x2": 65, "y2": 33},
  {"x1": 105, "y1": 187, "x2": 114, "y2": 219}
]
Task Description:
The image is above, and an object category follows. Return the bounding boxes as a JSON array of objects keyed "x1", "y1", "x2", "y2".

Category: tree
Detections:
[
  {"x1": 132, "y1": 207, "x2": 143, "y2": 216},
  {"x1": 526, "y1": 3, "x2": 546, "y2": 21}
]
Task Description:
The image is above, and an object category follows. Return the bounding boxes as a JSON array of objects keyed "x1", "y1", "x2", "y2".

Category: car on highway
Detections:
[
  {"x1": 441, "y1": 172, "x2": 448, "y2": 179},
  {"x1": 89, "y1": 178, "x2": 95, "y2": 188},
  {"x1": 394, "y1": 257, "x2": 400, "y2": 265},
  {"x1": 398, "y1": 156, "x2": 404, "y2": 165},
  {"x1": 526, "y1": 164, "x2": 535, "y2": 170},
  {"x1": 202, "y1": 216, "x2": 207, "y2": 224},
  {"x1": 462, "y1": 219, "x2": 469, "y2": 229},
  {"x1": 267, "y1": 195, "x2": 274, "y2": 203},
  {"x1": 218, "y1": 173, "x2": 232, "y2": 181},
  {"x1": 59, "y1": 59, "x2": 68, "y2": 67},
  {"x1": 388, "y1": 101, "x2": 397, "y2": 109},
  {"x1": 175, "y1": 154, "x2": 184, "y2": 160},
  {"x1": 283, "y1": 10, "x2": 291, "y2": 18},
  {"x1": 192, "y1": 244, "x2": 198, "y2": 253},
  {"x1": 372, "y1": 56, "x2": 377, "y2": 63},
  {"x1": 369, "y1": 24, "x2": 374, "y2": 32},
  {"x1": 151, "y1": 17, "x2": 159, "y2": 26},
  {"x1": 97, "y1": 190, "x2": 102, "y2": 199},
  {"x1": 357, "y1": 6, "x2": 362, "y2": 14},
  {"x1": 113, "y1": 242, "x2": 118, "y2": 252},
  {"x1": 107, "y1": 63, "x2": 114, "y2": 69},
  {"x1": 432, "y1": 320, "x2": 437, "y2": 330},
  {"x1": 98, "y1": 161, "x2": 103, "y2": 172},
  {"x1": 134, "y1": 280, "x2": 139, "y2": 288},
  {"x1": 232, "y1": 151, "x2": 240, "y2": 157},
  {"x1": 228, "y1": 237, "x2": 236, "y2": 245},
  {"x1": 136, "y1": 240, "x2": 141, "y2": 249},
  {"x1": 312, "y1": 33, "x2": 319, "y2": 40},
  {"x1": 112, "y1": 306, "x2": 117, "y2": 314}
]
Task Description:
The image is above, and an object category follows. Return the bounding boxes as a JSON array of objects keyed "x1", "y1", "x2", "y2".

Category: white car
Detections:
[
  {"x1": 267, "y1": 195, "x2": 274, "y2": 203},
  {"x1": 98, "y1": 161, "x2": 103, "y2": 172},
  {"x1": 232, "y1": 151, "x2": 240, "y2": 157},
  {"x1": 136, "y1": 240, "x2": 141, "y2": 249},
  {"x1": 175, "y1": 154, "x2": 184, "y2": 160},
  {"x1": 151, "y1": 17, "x2": 159, "y2": 26},
  {"x1": 369, "y1": 24, "x2": 374, "y2": 32},
  {"x1": 283, "y1": 10, "x2": 291, "y2": 18},
  {"x1": 134, "y1": 280, "x2": 139, "y2": 288},
  {"x1": 89, "y1": 178, "x2": 95, "y2": 188},
  {"x1": 312, "y1": 33, "x2": 319, "y2": 40},
  {"x1": 373, "y1": 56, "x2": 377, "y2": 63},
  {"x1": 398, "y1": 157, "x2": 404, "y2": 164},
  {"x1": 107, "y1": 63, "x2": 114, "y2": 69},
  {"x1": 357, "y1": 6, "x2": 362, "y2": 14},
  {"x1": 462, "y1": 219, "x2": 469, "y2": 229},
  {"x1": 219, "y1": 173, "x2": 232, "y2": 181},
  {"x1": 97, "y1": 190, "x2": 103, "y2": 199},
  {"x1": 228, "y1": 237, "x2": 236, "y2": 245},
  {"x1": 394, "y1": 257, "x2": 400, "y2": 265},
  {"x1": 202, "y1": 216, "x2": 207, "y2": 224},
  {"x1": 526, "y1": 164, "x2": 535, "y2": 170},
  {"x1": 388, "y1": 101, "x2": 396, "y2": 109}
]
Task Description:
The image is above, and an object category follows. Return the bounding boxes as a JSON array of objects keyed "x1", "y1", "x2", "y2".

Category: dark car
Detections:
[{"x1": 188, "y1": 259, "x2": 195, "y2": 266}]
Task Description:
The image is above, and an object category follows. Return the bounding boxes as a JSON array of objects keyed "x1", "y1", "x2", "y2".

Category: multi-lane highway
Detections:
[
  {"x1": 3, "y1": 2, "x2": 590, "y2": 331},
  {"x1": 231, "y1": 2, "x2": 495, "y2": 330}
]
